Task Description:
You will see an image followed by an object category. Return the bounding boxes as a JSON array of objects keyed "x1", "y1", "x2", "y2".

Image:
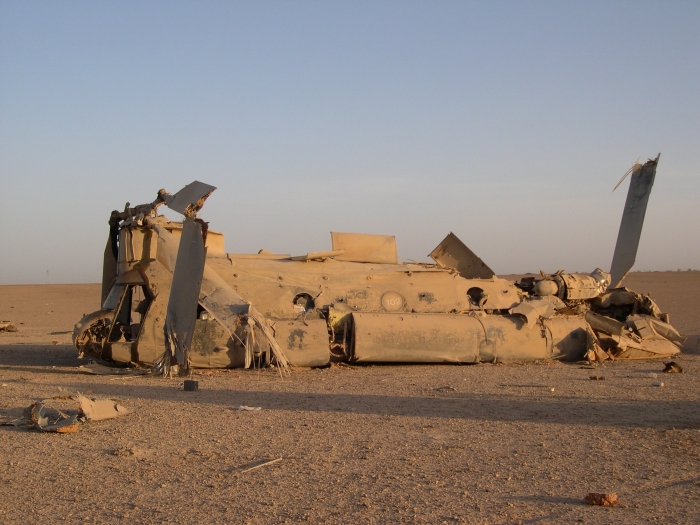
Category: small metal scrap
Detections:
[
  {"x1": 238, "y1": 457, "x2": 281, "y2": 473},
  {"x1": 585, "y1": 493, "x2": 620, "y2": 506},
  {"x1": 236, "y1": 405, "x2": 262, "y2": 411},
  {"x1": 663, "y1": 361, "x2": 683, "y2": 373},
  {"x1": 183, "y1": 380, "x2": 199, "y2": 391},
  {"x1": 0, "y1": 321, "x2": 18, "y2": 332},
  {"x1": 589, "y1": 375, "x2": 605, "y2": 381}
]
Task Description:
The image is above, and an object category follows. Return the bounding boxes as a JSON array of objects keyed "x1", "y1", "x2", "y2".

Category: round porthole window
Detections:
[
  {"x1": 292, "y1": 293, "x2": 315, "y2": 314},
  {"x1": 467, "y1": 287, "x2": 488, "y2": 307}
]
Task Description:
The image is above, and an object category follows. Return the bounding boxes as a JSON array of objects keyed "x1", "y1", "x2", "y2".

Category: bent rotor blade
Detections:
[
  {"x1": 165, "y1": 181, "x2": 217, "y2": 216},
  {"x1": 164, "y1": 217, "x2": 207, "y2": 371},
  {"x1": 609, "y1": 154, "x2": 660, "y2": 289},
  {"x1": 101, "y1": 227, "x2": 119, "y2": 305}
]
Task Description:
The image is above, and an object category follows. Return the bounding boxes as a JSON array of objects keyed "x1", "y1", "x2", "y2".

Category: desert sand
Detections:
[{"x1": 0, "y1": 272, "x2": 698, "y2": 524}]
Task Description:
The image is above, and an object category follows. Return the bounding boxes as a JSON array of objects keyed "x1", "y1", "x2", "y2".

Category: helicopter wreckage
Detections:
[{"x1": 73, "y1": 154, "x2": 685, "y2": 375}]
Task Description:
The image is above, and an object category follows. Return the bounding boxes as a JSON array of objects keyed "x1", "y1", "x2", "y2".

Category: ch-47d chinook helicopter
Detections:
[{"x1": 73, "y1": 154, "x2": 685, "y2": 375}]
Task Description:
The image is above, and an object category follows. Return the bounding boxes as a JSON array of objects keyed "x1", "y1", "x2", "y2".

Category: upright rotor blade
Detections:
[
  {"x1": 609, "y1": 154, "x2": 660, "y2": 288},
  {"x1": 165, "y1": 181, "x2": 217, "y2": 215},
  {"x1": 163, "y1": 217, "x2": 207, "y2": 373},
  {"x1": 101, "y1": 227, "x2": 119, "y2": 305}
]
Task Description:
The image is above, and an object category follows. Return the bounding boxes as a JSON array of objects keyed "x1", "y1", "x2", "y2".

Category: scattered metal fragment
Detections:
[
  {"x1": 78, "y1": 362, "x2": 150, "y2": 376},
  {"x1": 0, "y1": 321, "x2": 18, "y2": 332},
  {"x1": 589, "y1": 376, "x2": 605, "y2": 381},
  {"x1": 652, "y1": 381, "x2": 665, "y2": 387},
  {"x1": 433, "y1": 385, "x2": 457, "y2": 392},
  {"x1": 663, "y1": 361, "x2": 683, "y2": 373},
  {"x1": 21, "y1": 394, "x2": 130, "y2": 433},
  {"x1": 236, "y1": 405, "x2": 262, "y2": 411},
  {"x1": 75, "y1": 395, "x2": 130, "y2": 421},
  {"x1": 183, "y1": 380, "x2": 199, "y2": 391},
  {"x1": 238, "y1": 457, "x2": 282, "y2": 473},
  {"x1": 27, "y1": 401, "x2": 79, "y2": 433},
  {"x1": 585, "y1": 493, "x2": 620, "y2": 506}
]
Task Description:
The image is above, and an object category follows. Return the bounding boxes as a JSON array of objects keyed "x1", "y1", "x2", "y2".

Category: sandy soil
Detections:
[{"x1": 0, "y1": 272, "x2": 699, "y2": 524}]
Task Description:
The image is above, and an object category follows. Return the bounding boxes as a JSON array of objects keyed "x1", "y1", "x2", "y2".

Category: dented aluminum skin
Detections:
[{"x1": 74, "y1": 156, "x2": 685, "y2": 372}]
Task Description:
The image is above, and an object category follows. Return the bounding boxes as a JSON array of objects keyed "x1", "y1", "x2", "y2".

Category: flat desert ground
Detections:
[{"x1": 0, "y1": 272, "x2": 699, "y2": 524}]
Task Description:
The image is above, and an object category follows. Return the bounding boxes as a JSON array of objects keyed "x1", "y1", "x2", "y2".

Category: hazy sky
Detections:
[{"x1": 1, "y1": 1, "x2": 698, "y2": 285}]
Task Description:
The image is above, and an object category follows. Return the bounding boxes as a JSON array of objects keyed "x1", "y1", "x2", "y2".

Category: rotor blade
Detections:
[
  {"x1": 101, "y1": 227, "x2": 119, "y2": 305},
  {"x1": 609, "y1": 154, "x2": 660, "y2": 288},
  {"x1": 164, "y1": 181, "x2": 217, "y2": 215},
  {"x1": 163, "y1": 217, "x2": 207, "y2": 372}
]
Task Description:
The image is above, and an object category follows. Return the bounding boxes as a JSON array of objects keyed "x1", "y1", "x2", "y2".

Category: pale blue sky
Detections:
[{"x1": 1, "y1": 1, "x2": 698, "y2": 284}]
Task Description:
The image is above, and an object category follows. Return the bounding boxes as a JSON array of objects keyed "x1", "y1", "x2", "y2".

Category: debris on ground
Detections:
[
  {"x1": 663, "y1": 361, "x2": 683, "y2": 373},
  {"x1": 75, "y1": 394, "x2": 130, "y2": 421},
  {"x1": 18, "y1": 394, "x2": 130, "y2": 433},
  {"x1": 27, "y1": 401, "x2": 79, "y2": 433},
  {"x1": 183, "y1": 380, "x2": 199, "y2": 391},
  {"x1": 236, "y1": 406, "x2": 262, "y2": 411},
  {"x1": 584, "y1": 493, "x2": 620, "y2": 506},
  {"x1": 77, "y1": 362, "x2": 150, "y2": 376},
  {"x1": 589, "y1": 375, "x2": 605, "y2": 380},
  {"x1": 433, "y1": 385, "x2": 457, "y2": 392},
  {"x1": 238, "y1": 457, "x2": 282, "y2": 473},
  {"x1": 0, "y1": 321, "x2": 18, "y2": 332},
  {"x1": 652, "y1": 381, "x2": 665, "y2": 387}
]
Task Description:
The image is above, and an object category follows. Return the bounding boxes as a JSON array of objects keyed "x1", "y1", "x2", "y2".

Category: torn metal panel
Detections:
[
  {"x1": 271, "y1": 319, "x2": 330, "y2": 367},
  {"x1": 609, "y1": 155, "x2": 660, "y2": 288},
  {"x1": 164, "y1": 181, "x2": 217, "y2": 216},
  {"x1": 201, "y1": 266, "x2": 289, "y2": 371},
  {"x1": 627, "y1": 316, "x2": 655, "y2": 340},
  {"x1": 428, "y1": 232, "x2": 495, "y2": 279},
  {"x1": 609, "y1": 335, "x2": 680, "y2": 360},
  {"x1": 164, "y1": 216, "x2": 207, "y2": 369},
  {"x1": 331, "y1": 232, "x2": 398, "y2": 264},
  {"x1": 28, "y1": 402, "x2": 79, "y2": 433},
  {"x1": 632, "y1": 315, "x2": 685, "y2": 345},
  {"x1": 76, "y1": 395, "x2": 130, "y2": 421}
]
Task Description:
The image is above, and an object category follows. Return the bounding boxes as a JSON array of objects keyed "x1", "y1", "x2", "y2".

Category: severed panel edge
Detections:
[
  {"x1": 609, "y1": 155, "x2": 659, "y2": 288},
  {"x1": 331, "y1": 232, "x2": 398, "y2": 264},
  {"x1": 428, "y1": 232, "x2": 495, "y2": 279},
  {"x1": 165, "y1": 181, "x2": 217, "y2": 216}
]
